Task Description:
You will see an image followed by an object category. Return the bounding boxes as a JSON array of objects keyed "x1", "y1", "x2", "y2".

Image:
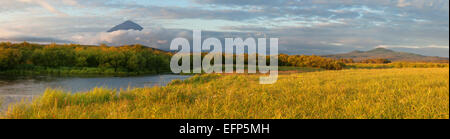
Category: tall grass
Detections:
[
  {"x1": 3, "y1": 68, "x2": 449, "y2": 119},
  {"x1": 0, "y1": 96, "x2": 3, "y2": 108},
  {"x1": 347, "y1": 62, "x2": 449, "y2": 69}
]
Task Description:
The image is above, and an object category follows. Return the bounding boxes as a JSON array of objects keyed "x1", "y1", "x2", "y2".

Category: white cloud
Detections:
[
  {"x1": 397, "y1": 0, "x2": 411, "y2": 7},
  {"x1": 0, "y1": 28, "x2": 21, "y2": 38},
  {"x1": 72, "y1": 28, "x2": 190, "y2": 49},
  {"x1": 17, "y1": 0, "x2": 68, "y2": 16},
  {"x1": 1, "y1": 0, "x2": 448, "y2": 57},
  {"x1": 376, "y1": 44, "x2": 449, "y2": 49},
  {"x1": 61, "y1": 0, "x2": 79, "y2": 6},
  {"x1": 426, "y1": 45, "x2": 450, "y2": 49}
]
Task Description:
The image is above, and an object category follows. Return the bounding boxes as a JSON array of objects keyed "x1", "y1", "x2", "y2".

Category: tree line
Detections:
[
  {"x1": 179, "y1": 53, "x2": 346, "y2": 70},
  {"x1": 1, "y1": 42, "x2": 348, "y2": 73},
  {"x1": 279, "y1": 54, "x2": 345, "y2": 70},
  {"x1": 0, "y1": 42, "x2": 170, "y2": 73},
  {"x1": 338, "y1": 58, "x2": 392, "y2": 64}
]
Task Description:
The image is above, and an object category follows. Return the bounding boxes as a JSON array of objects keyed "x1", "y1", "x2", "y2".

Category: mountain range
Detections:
[
  {"x1": 324, "y1": 48, "x2": 449, "y2": 62},
  {"x1": 103, "y1": 21, "x2": 448, "y2": 63}
]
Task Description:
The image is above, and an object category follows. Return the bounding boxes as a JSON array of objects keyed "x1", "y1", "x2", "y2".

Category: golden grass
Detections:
[
  {"x1": 3, "y1": 68, "x2": 449, "y2": 119},
  {"x1": 0, "y1": 96, "x2": 3, "y2": 108},
  {"x1": 347, "y1": 62, "x2": 449, "y2": 69}
]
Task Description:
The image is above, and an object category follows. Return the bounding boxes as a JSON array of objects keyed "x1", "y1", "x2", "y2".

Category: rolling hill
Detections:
[{"x1": 324, "y1": 48, "x2": 449, "y2": 62}]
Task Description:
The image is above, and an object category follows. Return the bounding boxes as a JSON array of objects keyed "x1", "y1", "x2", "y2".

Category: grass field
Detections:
[
  {"x1": 346, "y1": 62, "x2": 449, "y2": 69},
  {"x1": 2, "y1": 68, "x2": 449, "y2": 119}
]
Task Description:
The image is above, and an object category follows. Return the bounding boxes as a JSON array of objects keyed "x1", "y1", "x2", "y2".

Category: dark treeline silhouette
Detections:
[{"x1": 0, "y1": 42, "x2": 170, "y2": 73}]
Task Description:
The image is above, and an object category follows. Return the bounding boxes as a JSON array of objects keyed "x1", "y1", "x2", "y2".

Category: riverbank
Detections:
[
  {"x1": 3, "y1": 68, "x2": 448, "y2": 119},
  {"x1": 0, "y1": 66, "x2": 172, "y2": 77},
  {"x1": 0, "y1": 74, "x2": 193, "y2": 113}
]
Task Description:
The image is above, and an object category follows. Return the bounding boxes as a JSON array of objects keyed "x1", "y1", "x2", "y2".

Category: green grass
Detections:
[{"x1": 2, "y1": 68, "x2": 449, "y2": 119}]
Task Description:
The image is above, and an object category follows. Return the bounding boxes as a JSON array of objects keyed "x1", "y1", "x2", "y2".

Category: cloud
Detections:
[
  {"x1": 0, "y1": 28, "x2": 21, "y2": 38},
  {"x1": 17, "y1": 0, "x2": 78, "y2": 16},
  {"x1": 117, "y1": 6, "x2": 276, "y2": 21},
  {"x1": 72, "y1": 28, "x2": 191, "y2": 49},
  {"x1": 0, "y1": 36, "x2": 74, "y2": 43},
  {"x1": 397, "y1": 0, "x2": 411, "y2": 7},
  {"x1": 389, "y1": 47, "x2": 450, "y2": 58},
  {"x1": 0, "y1": 0, "x2": 448, "y2": 57},
  {"x1": 70, "y1": 27, "x2": 271, "y2": 52},
  {"x1": 376, "y1": 44, "x2": 449, "y2": 49},
  {"x1": 61, "y1": 0, "x2": 79, "y2": 6},
  {"x1": 0, "y1": 27, "x2": 72, "y2": 43},
  {"x1": 194, "y1": 0, "x2": 285, "y2": 6},
  {"x1": 375, "y1": 44, "x2": 449, "y2": 57}
]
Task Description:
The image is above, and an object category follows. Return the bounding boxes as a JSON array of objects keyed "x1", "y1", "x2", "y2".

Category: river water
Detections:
[{"x1": 0, "y1": 74, "x2": 192, "y2": 110}]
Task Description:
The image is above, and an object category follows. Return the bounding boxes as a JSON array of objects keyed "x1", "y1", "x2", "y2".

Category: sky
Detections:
[{"x1": 0, "y1": 0, "x2": 448, "y2": 57}]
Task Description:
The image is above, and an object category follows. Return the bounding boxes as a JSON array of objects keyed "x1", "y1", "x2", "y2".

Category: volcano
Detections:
[{"x1": 107, "y1": 20, "x2": 144, "y2": 32}]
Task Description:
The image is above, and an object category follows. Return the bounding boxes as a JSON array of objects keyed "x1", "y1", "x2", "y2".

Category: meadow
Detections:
[
  {"x1": 346, "y1": 62, "x2": 449, "y2": 69},
  {"x1": 2, "y1": 68, "x2": 448, "y2": 119}
]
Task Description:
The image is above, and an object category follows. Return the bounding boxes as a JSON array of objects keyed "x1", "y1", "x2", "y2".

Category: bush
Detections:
[{"x1": 280, "y1": 54, "x2": 345, "y2": 70}]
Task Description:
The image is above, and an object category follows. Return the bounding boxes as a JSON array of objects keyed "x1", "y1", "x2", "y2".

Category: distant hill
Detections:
[
  {"x1": 324, "y1": 48, "x2": 449, "y2": 62},
  {"x1": 107, "y1": 20, "x2": 144, "y2": 32}
]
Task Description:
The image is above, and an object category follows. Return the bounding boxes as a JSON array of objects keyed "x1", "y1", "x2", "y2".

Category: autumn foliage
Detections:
[
  {"x1": 0, "y1": 42, "x2": 170, "y2": 73},
  {"x1": 279, "y1": 54, "x2": 345, "y2": 70},
  {"x1": 1, "y1": 42, "x2": 351, "y2": 73}
]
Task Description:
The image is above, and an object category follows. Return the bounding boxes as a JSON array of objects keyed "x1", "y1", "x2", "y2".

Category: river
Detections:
[{"x1": 0, "y1": 74, "x2": 192, "y2": 110}]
